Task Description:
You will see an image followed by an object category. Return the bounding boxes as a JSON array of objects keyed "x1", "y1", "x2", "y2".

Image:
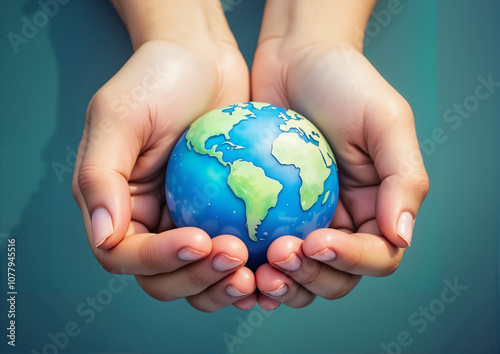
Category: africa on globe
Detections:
[{"x1": 165, "y1": 102, "x2": 339, "y2": 269}]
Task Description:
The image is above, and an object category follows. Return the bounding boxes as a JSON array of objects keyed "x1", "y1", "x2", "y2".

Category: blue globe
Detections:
[{"x1": 166, "y1": 102, "x2": 339, "y2": 269}]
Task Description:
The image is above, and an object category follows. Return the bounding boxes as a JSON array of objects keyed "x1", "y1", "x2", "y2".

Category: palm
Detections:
[
  {"x1": 248, "y1": 40, "x2": 427, "y2": 310},
  {"x1": 253, "y1": 41, "x2": 410, "y2": 237},
  {"x1": 87, "y1": 40, "x2": 249, "y2": 236},
  {"x1": 73, "y1": 39, "x2": 256, "y2": 312}
]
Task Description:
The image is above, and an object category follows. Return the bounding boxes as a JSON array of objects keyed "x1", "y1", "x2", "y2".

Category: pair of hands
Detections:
[{"x1": 72, "y1": 27, "x2": 428, "y2": 312}]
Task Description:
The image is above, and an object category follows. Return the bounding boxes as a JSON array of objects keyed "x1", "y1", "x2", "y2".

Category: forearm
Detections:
[
  {"x1": 109, "y1": 0, "x2": 236, "y2": 50},
  {"x1": 259, "y1": 0, "x2": 377, "y2": 51}
]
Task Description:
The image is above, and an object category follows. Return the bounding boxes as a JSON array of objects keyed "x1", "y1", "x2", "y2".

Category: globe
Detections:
[{"x1": 166, "y1": 102, "x2": 339, "y2": 270}]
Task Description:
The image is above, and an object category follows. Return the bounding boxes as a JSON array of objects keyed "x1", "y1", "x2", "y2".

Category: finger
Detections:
[
  {"x1": 329, "y1": 199, "x2": 355, "y2": 232},
  {"x1": 136, "y1": 235, "x2": 248, "y2": 302},
  {"x1": 93, "y1": 227, "x2": 212, "y2": 275},
  {"x1": 233, "y1": 292, "x2": 259, "y2": 311},
  {"x1": 257, "y1": 290, "x2": 281, "y2": 311},
  {"x1": 186, "y1": 267, "x2": 256, "y2": 313},
  {"x1": 129, "y1": 192, "x2": 162, "y2": 233},
  {"x1": 364, "y1": 96, "x2": 430, "y2": 247},
  {"x1": 73, "y1": 92, "x2": 144, "y2": 250},
  {"x1": 267, "y1": 236, "x2": 361, "y2": 300},
  {"x1": 303, "y1": 228, "x2": 405, "y2": 277},
  {"x1": 255, "y1": 263, "x2": 316, "y2": 309}
]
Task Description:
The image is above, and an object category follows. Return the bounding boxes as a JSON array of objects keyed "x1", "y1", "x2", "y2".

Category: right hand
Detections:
[{"x1": 72, "y1": 39, "x2": 257, "y2": 312}]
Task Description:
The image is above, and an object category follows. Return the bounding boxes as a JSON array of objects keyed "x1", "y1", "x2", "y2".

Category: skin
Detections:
[
  {"x1": 72, "y1": 0, "x2": 429, "y2": 312},
  {"x1": 72, "y1": 0, "x2": 256, "y2": 312},
  {"x1": 251, "y1": 0, "x2": 429, "y2": 310}
]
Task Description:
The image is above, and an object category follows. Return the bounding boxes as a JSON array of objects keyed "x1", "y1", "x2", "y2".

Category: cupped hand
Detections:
[
  {"x1": 72, "y1": 39, "x2": 257, "y2": 312},
  {"x1": 251, "y1": 40, "x2": 429, "y2": 310}
]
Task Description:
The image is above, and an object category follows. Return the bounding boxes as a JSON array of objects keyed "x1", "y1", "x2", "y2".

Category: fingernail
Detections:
[
  {"x1": 397, "y1": 211, "x2": 414, "y2": 246},
  {"x1": 213, "y1": 254, "x2": 244, "y2": 272},
  {"x1": 177, "y1": 247, "x2": 207, "y2": 261},
  {"x1": 91, "y1": 208, "x2": 113, "y2": 248},
  {"x1": 275, "y1": 253, "x2": 301, "y2": 271},
  {"x1": 226, "y1": 285, "x2": 246, "y2": 297},
  {"x1": 264, "y1": 284, "x2": 288, "y2": 297},
  {"x1": 310, "y1": 248, "x2": 337, "y2": 262}
]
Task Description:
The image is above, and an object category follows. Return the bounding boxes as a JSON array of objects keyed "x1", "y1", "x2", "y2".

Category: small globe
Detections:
[{"x1": 166, "y1": 102, "x2": 339, "y2": 269}]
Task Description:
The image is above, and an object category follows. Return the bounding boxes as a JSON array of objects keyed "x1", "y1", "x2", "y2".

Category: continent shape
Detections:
[
  {"x1": 227, "y1": 159, "x2": 283, "y2": 242},
  {"x1": 185, "y1": 104, "x2": 254, "y2": 166},
  {"x1": 273, "y1": 111, "x2": 336, "y2": 211},
  {"x1": 279, "y1": 110, "x2": 336, "y2": 166}
]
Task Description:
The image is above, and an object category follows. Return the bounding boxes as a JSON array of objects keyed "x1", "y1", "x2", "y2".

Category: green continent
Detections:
[
  {"x1": 272, "y1": 132, "x2": 332, "y2": 211},
  {"x1": 279, "y1": 110, "x2": 336, "y2": 167},
  {"x1": 185, "y1": 104, "x2": 254, "y2": 166},
  {"x1": 322, "y1": 190, "x2": 331, "y2": 205},
  {"x1": 227, "y1": 160, "x2": 283, "y2": 242}
]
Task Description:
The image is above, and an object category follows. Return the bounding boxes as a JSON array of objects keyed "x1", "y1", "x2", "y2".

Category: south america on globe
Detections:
[{"x1": 165, "y1": 102, "x2": 339, "y2": 270}]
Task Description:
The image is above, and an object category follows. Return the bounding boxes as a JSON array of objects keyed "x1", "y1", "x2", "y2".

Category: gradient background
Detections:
[{"x1": 0, "y1": 0, "x2": 498, "y2": 353}]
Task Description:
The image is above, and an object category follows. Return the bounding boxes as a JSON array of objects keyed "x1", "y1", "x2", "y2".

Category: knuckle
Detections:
[
  {"x1": 412, "y1": 173, "x2": 430, "y2": 202},
  {"x1": 390, "y1": 96, "x2": 413, "y2": 121},
  {"x1": 186, "y1": 263, "x2": 210, "y2": 288},
  {"x1": 323, "y1": 274, "x2": 360, "y2": 301},
  {"x1": 374, "y1": 95, "x2": 413, "y2": 125},
  {"x1": 77, "y1": 163, "x2": 102, "y2": 197},
  {"x1": 295, "y1": 259, "x2": 321, "y2": 286},
  {"x1": 95, "y1": 252, "x2": 117, "y2": 274},
  {"x1": 138, "y1": 241, "x2": 166, "y2": 274}
]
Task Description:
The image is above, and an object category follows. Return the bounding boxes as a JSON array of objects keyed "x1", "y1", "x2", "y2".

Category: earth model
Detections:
[{"x1": 165, "y1": 102, "x2": 339, "y2": 269}]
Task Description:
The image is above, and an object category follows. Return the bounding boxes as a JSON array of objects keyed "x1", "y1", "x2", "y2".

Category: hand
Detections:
[
  {"x1": 251, "y1": 38, "x2": 429, "y2": 310},
  {"x1": 72, "y1": 36, "x2": 257, "y2": 312}
]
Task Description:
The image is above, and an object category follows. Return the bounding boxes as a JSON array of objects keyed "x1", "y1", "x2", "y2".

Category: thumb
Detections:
[
  {"x1": 73, "y1": 96, "x2": 138, "y2": 250},
  {"x1": 366, "y1": 98, "x2": 430, "y2": 248}
]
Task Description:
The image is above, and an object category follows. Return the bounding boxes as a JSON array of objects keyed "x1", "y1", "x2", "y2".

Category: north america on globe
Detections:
[{"x1": 166, "y1": 102, "x2": 339, "y2": 269}]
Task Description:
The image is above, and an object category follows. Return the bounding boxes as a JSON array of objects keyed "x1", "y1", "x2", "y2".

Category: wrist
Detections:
[
  {"x1": 258, "y1": 0, "x2": 377, "y2": 52},
  {"x1": 110, "y1": 0, "x2": 236, "y2": 51}
]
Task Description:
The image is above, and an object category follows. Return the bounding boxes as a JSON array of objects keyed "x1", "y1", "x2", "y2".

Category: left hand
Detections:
[{"x1": 251, "y1": 39, "x2": 429, "y2": 310}]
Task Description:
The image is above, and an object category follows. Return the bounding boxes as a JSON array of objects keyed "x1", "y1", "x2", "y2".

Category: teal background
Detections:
[{"x1": 0, "y1": 0, "x2": 498, "y2": 353}]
